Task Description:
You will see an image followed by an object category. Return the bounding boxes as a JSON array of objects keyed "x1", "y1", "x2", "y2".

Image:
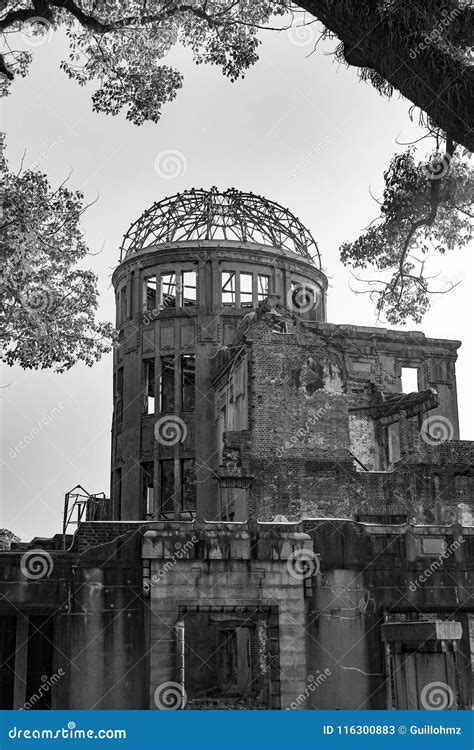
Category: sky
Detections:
[{"x1": 1, "y1": 19, "x2": 473, "y2": 541}]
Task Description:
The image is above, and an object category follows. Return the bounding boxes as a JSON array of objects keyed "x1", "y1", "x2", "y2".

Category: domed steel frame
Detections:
[{"x1": 120, "y1": 187, "x2": 321, "y2": 266}]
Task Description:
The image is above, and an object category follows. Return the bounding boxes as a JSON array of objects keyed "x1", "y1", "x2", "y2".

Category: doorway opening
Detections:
[{"x1": 180, "y1": 606, "x2": 279, "y2": 709}]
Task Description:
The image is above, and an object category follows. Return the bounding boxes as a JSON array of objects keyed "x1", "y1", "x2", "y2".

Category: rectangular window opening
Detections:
[
  {"x1": 160, "y1": 356, "x2": 175, "y2": 412},
  {"x1": 181, "y1": 355, "x2": 195, "y2": 411},
  {"x1": 387, "y1": 421, "x2": 401, "y2": 465},
  {"x1": 161, "y1": 273, "x2": 177, "y2": 308},
  {"x1": 218, "y1": 406, "x2": 226, "y2": 464},
  {"x1": 240, "y1": 273, "x2": 253, "y2": 308},
  {"x1": 219, "y1": 629, "x2": 238, "y2": 685},
  {"x1": 181, "y1": 458, "x2": 196, "y2": 513},
  {"x1": 141, "y1": 461, "x2": 154, "y2": 517},
  {"x1": 116, "y1": 368, "x2": 124, "y2": 421},
  {"x1": 257, "y1": 274, "x2": 269, "y2": 302},
  {"x1": 401, "y1": 367, "x2": 419, "y2": 393},
  {"x1": 120, "y1": 287, "x2": 128, "y2": 322},
  {"x1": 222, "y1": 271, "x2": 236, "y2": 306},
  {"x1": 159, "y1": 459, "x2": 175, "y2": 516},
  {"x1": 220, "y1": 486, "x2": 248, "y2": 522},
  {"x1": 144, "y1": 359, "x2": 155, "y2": 414},
  {"x1": 144, "y1": 276, "x2": 157, "y2": 312},
  {"x1": 181, "y1": 271, "x2": 197, "y2": 306},
  {"x1": 26, "y1": 616, "x2": 54, "y2": 710}
]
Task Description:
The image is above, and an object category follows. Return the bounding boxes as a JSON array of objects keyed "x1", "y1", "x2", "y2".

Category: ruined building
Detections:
[{"x1": 1, "y1": 188, "x2": 473, "y2": 710}]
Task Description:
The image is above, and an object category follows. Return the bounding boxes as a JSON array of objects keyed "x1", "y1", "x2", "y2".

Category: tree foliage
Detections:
[
  {"x1": 0, "y1": 135, "x2": 115, "y2": 371},
  {"x1": 0, "y1": 1, "x2": 286, "y2": 125},
  {"x1": 340, "y1": 138, "x2": 473, "y2": 323},
  {"x1": 1, "y1": 1, "x2": 472, "y2": 149}
]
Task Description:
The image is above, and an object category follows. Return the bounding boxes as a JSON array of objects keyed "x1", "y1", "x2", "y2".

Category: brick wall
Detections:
[
  {"x1": 73, "y1": 521, "x2": 146, "y2": 554},
  {"x1": 217, "y1": 313, "x2": 473, "y2": 523}
]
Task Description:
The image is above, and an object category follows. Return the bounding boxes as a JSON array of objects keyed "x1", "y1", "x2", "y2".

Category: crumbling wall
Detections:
[
  {"x1": 240, "y1": 317, "x2": 351, "y2": 519},
  {"x1": 215, "y1": 314, "x2": 472, "y2": 523}
]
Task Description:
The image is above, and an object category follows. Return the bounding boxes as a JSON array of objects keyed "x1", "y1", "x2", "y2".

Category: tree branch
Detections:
[
  {"x1": 298, "y1": 0, "x2": 474, "y2": 151},
  {"x1": 0, "y1": 53, "x2": 13, "y2": 80}
]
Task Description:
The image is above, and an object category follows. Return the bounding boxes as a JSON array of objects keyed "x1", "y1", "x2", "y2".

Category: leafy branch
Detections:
[
  {"x1": 0, "y1": 134, "x2": 115, "y2": 372},
  {"x1": 340, "y1": 134, "x2": 473, "y2": 323}
]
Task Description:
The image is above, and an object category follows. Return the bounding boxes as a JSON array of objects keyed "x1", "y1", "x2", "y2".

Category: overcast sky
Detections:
[{"x1": 1, "y1": 22, "x2": 472, "y2": 541}]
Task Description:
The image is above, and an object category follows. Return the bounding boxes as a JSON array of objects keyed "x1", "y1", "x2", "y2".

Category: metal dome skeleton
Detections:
[{"x1": 120, "y1": 187, "x2": 321, "y2": 265}]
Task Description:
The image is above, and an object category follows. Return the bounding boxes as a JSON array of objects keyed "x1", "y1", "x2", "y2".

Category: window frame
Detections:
[
  {"x1": 221, "y1": 271, "x2": 236, "y2": 307},
  {"x1": 144, "y1": 275, "x2": 157, "y2": 312},
  {"x1": 161, "y1": 272, "x2": 177, "y2": 308},
  {"x1": 143, "y1": 358, "x2": 156, "y2": 415},
  {"x1": 257, "y1": 274, "x2": 270, "y2": 302},
  {"x1": 160, "y1": 356, "x2": 175, "y2": 413},
  {"x1": 181, "y1": 354, "x2": 196, "y2": 412},
  {"x1": 240, "y1": 272, "x2": 253, "y2": 308},
  {"x1": 181, "y1": 270, "x2": 197, "y2": 307},
  {"x1": 159, "y1": 459, "x2": 175, "y2": 516},
  {"x1": 180, "y1": 458, "x2": 196, "y2": 512},
  {"x1": 401, "y1": 366, "x2": 419, "y2": 394}
]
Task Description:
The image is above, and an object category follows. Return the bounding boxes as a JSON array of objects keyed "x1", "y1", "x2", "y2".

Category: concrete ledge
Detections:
[{"x1": 381, "y1": 620, "x2": 462, "y2": 642}]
